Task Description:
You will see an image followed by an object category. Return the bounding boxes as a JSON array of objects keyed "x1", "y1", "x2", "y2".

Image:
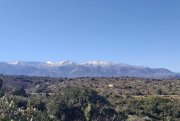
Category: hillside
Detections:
[{"x1": 0, "y1": 75, "x2": 179, "y2": 121}]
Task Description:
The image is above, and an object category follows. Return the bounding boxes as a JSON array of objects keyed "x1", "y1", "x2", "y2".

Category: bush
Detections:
[
  {"x1": 12, "y1": 87, "x2": 27, "y2": 97},
  {"x1": 47, "y1": 86, "x2": 126, "y2": 121}
]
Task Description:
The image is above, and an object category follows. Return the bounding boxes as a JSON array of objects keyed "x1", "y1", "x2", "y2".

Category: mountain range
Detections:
[{"x1": 0, "y1": 60, "x2": 179, "y2": 78}]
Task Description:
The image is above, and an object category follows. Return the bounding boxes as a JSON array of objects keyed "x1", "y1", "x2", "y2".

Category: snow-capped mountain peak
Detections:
[
  {"x1": 7, "y1": 61, "x2": 28, "y2": 65},
  {"x1": 57, "y1": 60, "x2": 76, "y2": 66},
  {"x1": 46, "y1": 60, "x2": 76, "y2": 66},
  {"x1": 46, "y1": 61, "x2": 54, "y2": 65},
  {"x1": 7, "y1": 61, "x2": 21, "y2": 65},
  {"x1": 83, "y1": 60, "x2": 113, "y2": 66}
]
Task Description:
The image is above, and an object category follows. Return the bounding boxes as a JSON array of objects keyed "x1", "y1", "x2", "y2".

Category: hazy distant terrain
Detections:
[{"x1": 0, "y1": 61, "x2": 179, "y2": 78}]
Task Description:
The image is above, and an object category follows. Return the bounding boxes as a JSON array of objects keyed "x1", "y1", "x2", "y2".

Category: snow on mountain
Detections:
[
  {"x1": 46, "y1": 61, "x2": 76, "y2": 66},
  {"x1": 7, "y1": 61, "x2": 20, "y2": 65},
  {"x1": 7, "y1": 61, "x2": 29, "y2": 65},
  {"x1": 7, "y1": 61, "x2": 46, "y2": 67},
  {"x1": 82, "y1": 60, "x2": 113, "y2": 66}
]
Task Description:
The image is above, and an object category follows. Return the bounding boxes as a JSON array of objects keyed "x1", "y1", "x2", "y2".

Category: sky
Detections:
[{"x1": 0, "y1": 0, "x2": 180, "y2": 72}]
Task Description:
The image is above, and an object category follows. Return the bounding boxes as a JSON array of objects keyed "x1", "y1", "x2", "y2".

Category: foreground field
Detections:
[{"x1": 0, "y1": 75, "x2": 179, "y2": 121}]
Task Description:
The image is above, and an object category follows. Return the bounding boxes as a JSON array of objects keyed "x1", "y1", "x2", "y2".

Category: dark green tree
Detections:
[{"x1": 12, "y1": 87, "x2": 27, "y2": 97}]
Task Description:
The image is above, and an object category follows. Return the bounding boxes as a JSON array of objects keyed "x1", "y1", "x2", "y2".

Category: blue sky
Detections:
[{"x1": 0, "y1": 0, "x2": 180, "y2": 72}]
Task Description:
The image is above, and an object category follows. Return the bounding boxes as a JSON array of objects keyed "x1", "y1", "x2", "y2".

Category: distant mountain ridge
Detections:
[{"x1": 0, "y1": 60, "x2": 179, "y2": 78}]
